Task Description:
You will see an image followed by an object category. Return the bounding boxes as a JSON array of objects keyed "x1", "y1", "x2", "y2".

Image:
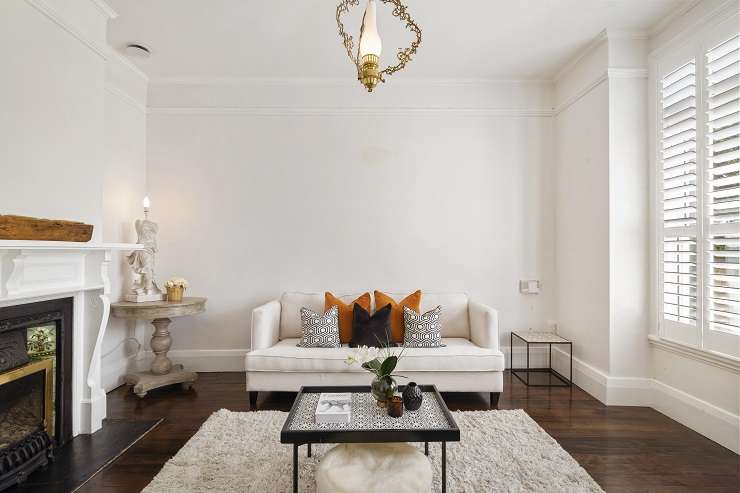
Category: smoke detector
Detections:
[{"x1": 124, "y1": 44, "x2": 151, "y2": 58}]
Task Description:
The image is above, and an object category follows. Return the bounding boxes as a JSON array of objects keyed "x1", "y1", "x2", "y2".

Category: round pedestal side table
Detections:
[{"x1": 111, "y1": 297, "x2": 207, "y2": 398}]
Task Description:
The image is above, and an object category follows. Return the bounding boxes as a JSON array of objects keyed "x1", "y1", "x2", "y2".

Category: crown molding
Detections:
[
  {"x1": 109, "y1": 50, "x2": 149, "y2": 82},
  {"x1": 148, "y1": 76, "x2": 554, "y2": 87},
  {"x1": 553, "y1": 28, "x2": 649, "y2": 83},
  {"x1": 553, "y1": 67, "x2": 648, "y2": 115},
  {"x1": 89, "y1": 0, "x2": 117, "y2": 19},
  {"x1": 553, "y1": 71, "x2": 608, "y2": 116},
  {"x1": 553, "y1": 29, "x2": 608, "y2": 83},
  {"x1": 648, "y1": 0, "x2": 704, "y2": 38},
  {"x1": 25, "y1": 0, "x2": 110, "y2": 59},
  {"x1": 648, "y1": 0, "x2": 739, "y2": 57},
  {"x1": 147, "y1": 106, "x2": 554, "y2": 117},
  {"x1": 105, "y1": 84, "x2": 147, "y2": 114},
  {"x1": 607, "y1": 68, "x2": 648, "y2": 79}
]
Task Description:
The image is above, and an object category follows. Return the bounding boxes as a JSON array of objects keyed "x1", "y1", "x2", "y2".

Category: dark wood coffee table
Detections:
[{"x1": 280, "y1": 385, "x2": 460, "y2": 493}]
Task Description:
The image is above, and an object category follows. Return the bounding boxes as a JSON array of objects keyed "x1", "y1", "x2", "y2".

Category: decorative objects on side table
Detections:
[
  {"x1": 510, "y1": 330, "x2": 573, "y2": 387},
  {"x1": 111, "y1": 297, "x2": 207, "y2": 398},
  {"x1": 402, "y1": 381, "x2": 423, "y2": 411},
  {"x1": 345, "y1": 344, "x2": 406, "y2": 407},
  {"x1": 165, "y1": 278, "x2": 188, "y2": 302},
  {"x1": 125, "y1": 197, "x2": 165, "y2": 303}
]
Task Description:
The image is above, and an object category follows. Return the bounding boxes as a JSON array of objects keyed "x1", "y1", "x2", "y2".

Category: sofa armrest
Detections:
[
  {"x1": 469, "y1": 301, "x2": 499, "y2": 352},
  {"x1": 250, "y1": 300, "x2": 281, "y2": 351}
]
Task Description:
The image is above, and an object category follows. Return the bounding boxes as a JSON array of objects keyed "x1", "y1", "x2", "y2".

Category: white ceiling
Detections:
[{"x1": 107, "y1": 0, "x2": 692, "y2": 81}]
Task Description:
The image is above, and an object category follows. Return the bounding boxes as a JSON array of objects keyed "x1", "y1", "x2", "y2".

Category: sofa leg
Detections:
[
  {"x1": 490, "y1": 392, "x2": 501, "y2": 410},
  {"x1": 249, "y1": 391, "x2": 258, "y2": 410}
]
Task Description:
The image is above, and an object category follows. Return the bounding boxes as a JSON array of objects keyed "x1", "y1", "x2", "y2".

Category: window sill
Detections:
[{"x1": 648, "y1": 335, "x2": 740, "y2": 374}]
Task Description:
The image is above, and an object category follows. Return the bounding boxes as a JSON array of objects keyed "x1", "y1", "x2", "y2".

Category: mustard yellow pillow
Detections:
[
  {"x1": 374, "y1": 290, "x2": 422, "y2": 343},
  {"x1": 325, "y1": 292, "x2": 371, "y2": 343}
]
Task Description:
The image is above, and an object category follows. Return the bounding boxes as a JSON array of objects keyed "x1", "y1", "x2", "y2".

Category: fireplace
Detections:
[{"x1": 0, "y1": 298, "x2": 74, "y2": 489}]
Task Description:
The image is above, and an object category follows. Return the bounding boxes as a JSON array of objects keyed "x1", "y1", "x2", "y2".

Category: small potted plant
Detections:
[
  {"x1": 345, "y1": 344, "x2": 406, "y2": 407},
  {"x1": 164, "y1": 278, "x2": 188, "y2": 302}
]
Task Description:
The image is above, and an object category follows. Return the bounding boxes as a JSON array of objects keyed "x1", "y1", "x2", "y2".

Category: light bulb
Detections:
[
  {"x1": 142, "y1": 196, "x2": 151, "y2": 210},
  {"x1": 359, "y1": 0, "x2": 382, "y2": 58}
]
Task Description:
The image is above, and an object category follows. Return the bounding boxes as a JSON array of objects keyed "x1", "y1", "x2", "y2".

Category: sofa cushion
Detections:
[
  {"x1": 382, "y1": 292, "x2": 470, "y2": 338},
  {"x1": 245, "y1": 338, "x2": 504, "y2": 373},
  {"x1": 351, "y1": 303, "x2": 393, "y2": 347},
  {"x1": 280, "y1": 292, "x2": 364, "y2": 339},
  {"x1": 298, "y1": 306, "x2": 341, "y2": 348},
  {"x1": 326, "y1": 292, "x2": 371, "y2": 343},
  {"x1": 403, "y1": 305, "x2": 444, "y2": 348},
  {"x1": 374, "y1": 290, "x2": 422, "y2": 343},
  {"x1": 280, "y1": 292, "x2": 471, "y2": 340}
]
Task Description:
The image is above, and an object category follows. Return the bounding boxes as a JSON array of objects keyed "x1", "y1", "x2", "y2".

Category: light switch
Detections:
[{"x1": 519, "y1": 280, "x2": 540, "y2": 294}]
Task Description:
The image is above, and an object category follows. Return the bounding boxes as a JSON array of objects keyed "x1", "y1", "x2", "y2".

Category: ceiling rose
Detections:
[{"x1": 336, "y1": 0, "x2": 422, "y2": 92}]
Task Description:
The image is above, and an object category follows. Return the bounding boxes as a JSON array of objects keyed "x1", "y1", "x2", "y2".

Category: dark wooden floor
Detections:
[{"x1": 79, "y1": 371, "x2": 739, "y2": 492}]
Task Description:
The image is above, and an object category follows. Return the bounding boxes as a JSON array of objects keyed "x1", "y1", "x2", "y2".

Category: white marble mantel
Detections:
[{"x1": 0, "y1": 240, "x2": 142, "y2": 436}]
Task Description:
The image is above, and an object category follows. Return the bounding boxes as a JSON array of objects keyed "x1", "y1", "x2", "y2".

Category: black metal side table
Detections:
[{"x1": 511, "y1": 331, "x2": 573, "y2": 387}]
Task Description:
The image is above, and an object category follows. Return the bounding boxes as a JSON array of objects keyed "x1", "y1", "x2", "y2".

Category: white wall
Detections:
[
  {"x1": 100, "y1": 53, "x2": 148, "y2": 391},
  {"x1": 608, "y1": 73, "x2": 650, "y2": 379},
  {"x1": 553, "y1": 39, "x2": 612, "y2": 377},
  {"x1": 145, "y1": 80, "x2": 555, "y2": 366},
  {"x1": 553, "y1": 31, "x2": 652, "y2": 397},
  {"x1": 0, "y1": 0, "x2": 107, "y2": 237},
  {"x1": 0, "y1": 0, "x2": 148, "y2": 392}
]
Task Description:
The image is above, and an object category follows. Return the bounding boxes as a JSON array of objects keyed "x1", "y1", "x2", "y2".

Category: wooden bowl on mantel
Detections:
[{"x1": 0, "y1": 215, "x2": 94, "y2": 242}]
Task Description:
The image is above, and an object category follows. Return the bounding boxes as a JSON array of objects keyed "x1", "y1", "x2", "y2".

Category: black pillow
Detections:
[{"x1": 350, "y1": 303, "x2": 393, "y2": 348}]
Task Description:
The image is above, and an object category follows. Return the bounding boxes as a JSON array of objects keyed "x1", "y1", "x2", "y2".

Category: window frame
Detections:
[{"x1": 650, "y1": 11, "x2": 740, "y2": 361}]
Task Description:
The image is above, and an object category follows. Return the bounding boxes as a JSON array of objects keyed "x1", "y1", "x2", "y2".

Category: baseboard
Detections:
[
  {"x1": 651, "y1": 379, "x2": 740, "y2": 454},
  {"x1": 549, "y1": 347, "x2": 739, "y2": 454},
  {"x1": 138, "y1": 349, "x2": 248, "y2": 372}
]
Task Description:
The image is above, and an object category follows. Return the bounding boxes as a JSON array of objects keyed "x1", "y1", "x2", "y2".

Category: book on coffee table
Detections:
[{"x1": 315, "y1": 392, "x2": 351, "y2": 424}]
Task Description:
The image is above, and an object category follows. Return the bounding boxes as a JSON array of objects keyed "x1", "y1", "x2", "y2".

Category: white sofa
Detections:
[{"x1": 245, "y1": 292, "x2": 504, "y2": 408}]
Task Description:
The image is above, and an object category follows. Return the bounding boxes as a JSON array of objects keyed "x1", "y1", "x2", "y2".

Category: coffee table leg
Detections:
[
  {"x1": 307, "y1": 443, "x2": 312, "y2": 457},
  {"x1": 442, "y1": 441, "x2": 447, "y2": 493},
  {"x1": 293, "y1": 444, "x2": 298, "y2": 493},
  {"x1": 425, "y1": 442, "x2": 429, "y2": 456}
]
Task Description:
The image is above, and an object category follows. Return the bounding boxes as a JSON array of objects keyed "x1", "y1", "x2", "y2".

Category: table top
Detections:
[
  {"x1": 280, "y1": 385, "x2": 459, "y2": 444},
  {"x1": 512, "y1": 331, "x2": 570, "y2": 343},
  {"x1": 111, "y1": 297, "x2": 207, "y2": 320}
]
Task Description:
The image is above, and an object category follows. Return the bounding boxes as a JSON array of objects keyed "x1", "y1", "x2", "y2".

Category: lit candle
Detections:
[{"x1": 142, "y1": 196, "x2": 151, "y2": 218}]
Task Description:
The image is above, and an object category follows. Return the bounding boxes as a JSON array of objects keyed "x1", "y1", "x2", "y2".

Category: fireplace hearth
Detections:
[{"x1": 0, "y1": 298, "x2": 74, "y2": 490}]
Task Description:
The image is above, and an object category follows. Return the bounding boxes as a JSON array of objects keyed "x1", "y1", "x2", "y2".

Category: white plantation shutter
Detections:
[
  {"x1": 705, "y1": 34, "x2": 740, "y2": 335},
  {"x1": 661, "y1": 62, "x2": 699, "y2": 329}
]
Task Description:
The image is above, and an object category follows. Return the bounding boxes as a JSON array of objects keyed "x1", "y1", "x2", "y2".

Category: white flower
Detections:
[
  {"x1": 165, "y1": 277, "x2": 189, "y2": 289},
  {"x1": 344, "y1": 345, "x2": 380, "y2": 366}
]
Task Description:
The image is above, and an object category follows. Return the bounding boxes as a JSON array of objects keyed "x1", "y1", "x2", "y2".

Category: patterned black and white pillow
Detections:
[
  {"x1": 298, "y1": 305, "x2": 341, "y2": 348},
  {"x1": 403, "y1": 305, "x2": 444, "y2": 348}
]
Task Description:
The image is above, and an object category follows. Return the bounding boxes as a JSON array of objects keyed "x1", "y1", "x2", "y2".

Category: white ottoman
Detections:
[{"x1": 316, "y1": 443, "x2": 432, "y2": 493}]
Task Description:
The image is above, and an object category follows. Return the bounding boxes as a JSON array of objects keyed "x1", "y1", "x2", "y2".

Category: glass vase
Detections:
[{"x1": 371, "y1": 375, "x2": 397, "y2": 407}]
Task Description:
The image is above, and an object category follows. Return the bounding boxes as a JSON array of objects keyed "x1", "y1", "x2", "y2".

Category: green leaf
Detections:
[
  {"x1": 362, "y1": 358, "x2": 382, "y2": 373},
  {"x1": 379, "y1": 355, "x2": 397, "y2": 377}
]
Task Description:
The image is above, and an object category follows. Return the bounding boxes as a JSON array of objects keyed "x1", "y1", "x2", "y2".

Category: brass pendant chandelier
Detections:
[{"x1": 336, "y1": 0, "x2": 422, "y2": 92}]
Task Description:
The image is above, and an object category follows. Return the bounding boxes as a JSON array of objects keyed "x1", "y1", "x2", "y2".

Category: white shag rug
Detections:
[{"x1": 143, "y1": 409, "x2": 603, "y2": 493}]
